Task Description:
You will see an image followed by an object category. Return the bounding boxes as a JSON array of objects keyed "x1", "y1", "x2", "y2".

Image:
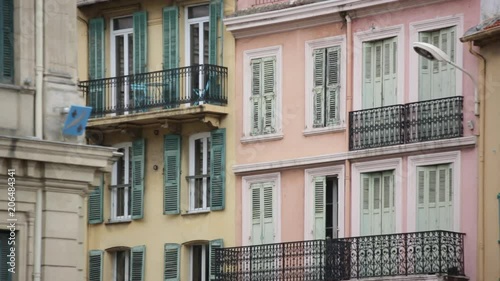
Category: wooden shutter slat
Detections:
[
  {"x1": 131, "y1": 246, "x2": 146, "y2": 281},
  {"x1": 209, "y1": 0, "x2": 221, "y2": 65},
  {"x1": 164, "y1": 135, "x2": 181, "y2": 214},
  {"x1": 133, "y1": 11, "x2": 148, "y2": 74},
  {"x1": 88, "y1": 250, "x2": 103, "y2": 281},
  {"x1": 164, "y1": 244, "x2": 180, "y2": 281},
  {"x1": 88, "y1": 176, "x2": 104, "y2": 224},
  {"x1": 132, "y1": 139, "x2": 146, "y2": 219},
  {"x1": 210, "y1": 129, "x2": 226, "y2": 210},
  {"x1": 209, "y1": 239, "x2": 224, "y2": 280}
]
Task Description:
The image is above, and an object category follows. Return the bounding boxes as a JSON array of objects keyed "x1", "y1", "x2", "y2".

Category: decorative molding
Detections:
[
  {"x1": 232, "y1": 136, "x2": 476, "y2": 174},
  {"x1": 304, "y1": 165, "x2": 345, "y2": 240},
  {"x1": 406, "y1": 151, "x2": 461, "y2": 232},
  {"x1": 302, "y1": 126, "x2": 346, "y2": 137},
  {"x1": 241, "y1": 133, "x2": 284, "y2": 143},
  {"x1": 242, "y1": 172, "x2": 281, "y2": 246},
  {"x1": 351, "y1": 158, "x2": 403, "y2": 236}
]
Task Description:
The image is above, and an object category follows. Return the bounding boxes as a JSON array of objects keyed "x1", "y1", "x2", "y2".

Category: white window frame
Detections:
[
  {"x1": 242, "y1": 172, "x2": 281, "y2": 246},
  {"x1": 113, "y1": 250, "x2": 130, "y2": 281},
  {"x1": 189, "y1": 244, "x2": 209, "y2": 281},
  {"x1": 242, "y1": 46, "x2": 283, "y2": 143},
  {"x1": 184, "y1": 4, "x2": 209, "y2": 67},
  {"x1": 407, "y1": 151, "x2": 461, "y2": 232},
  {"x1": 409, "y1": 15, "x2": 464, "y2": 102},
  {"x1": 353, "y1": 24, "x2": 404, "y2": 110},
  {"x1": 304, "y1": 165, "x2": 345, "y2": 240},
  {"x1": 189, "y1": 132, "x2": 211, "y2": 212},
  {"x1": 110, "y1": 16, "x2": 134, "y2": 111},
  {"x1": 351, "y1": 158, "x2": 403, "y2": 236},
  {"x1": 111, "y1": 142, "x2": 132, "y2": 221},
  {"x1": 304, "y1": 36, "x2": 346, "y2": 136}
]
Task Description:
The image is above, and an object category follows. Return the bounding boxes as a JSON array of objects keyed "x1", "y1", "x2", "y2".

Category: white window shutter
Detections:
[
  {"x1": 262, "y1": 182, "x2": 275, "y2": 244},
  {"x1": 262, "y1": 57, "x2": 276, "y2": 134},
  {"x1": 312, "y1": 49, "x2": 325, "y2": 128},
  {"x1": 362, "y1": 43, "x2": 375, "y2": 109},
  {"x1": 251, "y1": 59, "x2": 262, "y2": 136},
  {"x1": 382, "y1": 38, "x2": 397, "y2": 106},
  {"x1": 251, "y1": 183, "x2": 262, "y2": 245},
  {"x1": 360, "y1": 174, "x2": 371, "y2": 235},
  {"x1": 381, "y1": 171, "x2": 394, "y2": 234},
  {"x1": 313, "y1": 176, "x2": 326, "y2": 239},
  {"x1": 326, "y1": 46, "x2": 341, "y2": 126}
]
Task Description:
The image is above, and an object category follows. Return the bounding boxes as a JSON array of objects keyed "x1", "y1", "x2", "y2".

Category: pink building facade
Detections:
[{"x1": 221, "y1": 0, "x2": 480, "y2": 280}]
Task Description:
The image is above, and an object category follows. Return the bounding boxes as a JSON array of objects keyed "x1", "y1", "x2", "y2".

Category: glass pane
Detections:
[
  {"x1": 127, "y1": 186, "x2": 131, "y2": 217},
  {"x1": 188, "y1": 5, "x2": 209, "y2": 18},
  {"x1": 116, "y1": 36, "x2": 125, "y2": 76},
  {"x1": 128, "y1": 146, "x2": 132, "y2": 184},
  {"x1": 190, "y1": 24, "x2": 200, "y2": 66},
  {"x1": 117, "y1": 148, "x2": 125, "y2": 185},
  {"x1": 194, "y1": 180, "x2": 203, "y2": 209},
  {"x1": 194, "y1": 139, "x2": 203, "y2": 175},
  {"x1": 192, "y1": 245, "x2": 203, "y2": 281},
  {"x1": 203, "y1": 22, "x2": 209, "y2": 64},
  {"x1": 116, "y1": 251, "x2": 127, "y2": 281},
  {"x1": 117, "y1": 187, "x2": 124, "y2": 217},
  {"x1": 113, "y1": 17, "x2": 133, "y2": 30},
  {"x1": 128, "y1": 33, "x2": 134, "y2": 75}
]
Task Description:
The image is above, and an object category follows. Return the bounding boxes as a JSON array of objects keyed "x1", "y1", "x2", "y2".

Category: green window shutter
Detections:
[
  {"x1": 132, "y1": 139, "x2": 146, "y2": 220},
  {"x1": 210, "y1": 129, "x2": 225, "y2": 210},
  {"x1": 0, "y1": 231, "x2": 13, "y2": 281},
  {"x1": 164, "y1": 135, "x2": 181, "y2": 214},
  {"x1": 164, "y1": 243, "x2": 180, "y2": 281},
  {"x1": 88, "y1": 250, "x2": 103, "y2": 281},
  {"x1": 251, "y1": 183, "x2": 262, "y2": 245},
  {"x1": 0, "y1": 0, "x2": 14, "y2": 84},
  {"x1": 262, "y1": 57, "x2": 276, "y2": 134},
  {"x1": 88, "y1": 18, "x2": 105, "y2": 114},
  {"x1": 209, "y1": 239, "x2": 224, "y2": 280},
  {"x1": 313, "y1": 176, "x2": 326, "y2": 239},
  {"x1": 362, "y1": 42, "x2": 374, "y2": 109},
  {"x1": 312, "y1": 49, "x2": 326, "y2": 128},
  {"x1": 262, "y1": 182, "x2": 275, "y2": 244},
  {"x1": 208, "y1": 0, "x2": 221, "y2": 65},
  {"x1": 130, "y1": 246, "x2": 146, "y2": 281},
  {"x1": 88, "y1": 176, "x2": 104, "y2": 224},
  {"x1": 325, "y1": 46, "x2": 340, "y2": 126},
  {"x1": 250, "y1": 58, "x2": 262, "y2": 136},
  {"x1": 163, "y1": 6, "x2": 179, "y2": 70},
  {"x1": 133, "y1": 11, "x2": 148, "y2": 74}
]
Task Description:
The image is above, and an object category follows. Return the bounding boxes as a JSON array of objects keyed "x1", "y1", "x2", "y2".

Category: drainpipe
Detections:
[
  {"x1": 344, "y1": 13, "x2": 353, "y2": 237},
  {"x1": 34, "y1": 0, "x2": 44, "y2": 280},
  {"x1": 467, "y1": 41, "x2": 486, "y2": 281}
]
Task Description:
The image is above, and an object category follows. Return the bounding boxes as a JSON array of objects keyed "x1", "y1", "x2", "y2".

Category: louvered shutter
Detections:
[
  {"x1": 164, "y1": 135, "x2": 181, "y2": 214},
  {"x1": 88, "y1": 18, "x2": 105, "y2": 115},
  {"x1": 362, "y1": 42, "x2": 374, "y2": 109},
  {"x1": 130, "y1": 246, "x2": 146, "y2": 281},
  {"x1": 88, "y1": 175, "x2": 103, "y2": 224},
  {"x1": 209, "y1": 0, "x2": 221, "y2": 65},
  {"x1": 251, "y1": 183, "x2": 262, "y2": 245},
  {"x1": 313, "y1": 176, "x2": 326, "y2": 239},
  {"x1": 418, "y1": 33, "x2": 432, "y2": 101},
  {"x1": 371, "y1": 174, "x2": 382, "y2": 235},
  {"x1": 209, "y1": 239, "x2": 224, "y2": 280},
  {"x1": 163, "y1": 7, "x2": 178, "y2": 69},
  {"x1": 250, "y1": 59, "x2": 262, "y2": 135},
  {"x1": 360, "y1": 174, "x2": 371, "y2": 235},
  {"x1": 262, "y1": 57, "x2": 276, "y2": 134},
  {"x1": 0, "y1": 231, "x2": 12, "y2": 281},
  {"x1": 133, "y1": 11, "x2": 148, "y2": 74},
  {"x1": 381, "y1": 171, "x2": 394, "y2": 234},
  {"x1": 416, "y1": 167, "x2": 427, "y2": 231},
  {"x1": 164, "y1": 244, "x2": 180, "y2": 281},
  {"x1": 312, "y1": 49, "x2": 325, "y2": 128},
  {"x1": 262, "y1": 182, "x2": 275, "y2": 244},
  {"x1": 326, "y1": 46, "x2": 340, "y2": 126},
  {"x1": 0, "y1": 0, "x2": 14, "y2": 83},
  {"x1": 88, "y1": 250, "x2": 103, "y2": 281},
  {"x1": 131, "y1": 139, "x2": 145, "y2": 219},
  {"x1": 382, "y1": 38, "x2": 397, "y2": 106},
  {"x1": 210, "y1": 129, "x2": 225, "y2": 210}
]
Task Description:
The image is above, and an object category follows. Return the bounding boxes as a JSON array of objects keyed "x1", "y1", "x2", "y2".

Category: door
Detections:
[
  {"x1": 360, "y1": 171, "x2": 395, "y2": 236},
  {"x1": 111, "y1": 16, "x2": 134, "y2": 112},
  {"x1": 251, "y1": 182, "x2": 275, "y2": 245},
  {"x1": 186, "y1": 5, "x2": 209, "y2": 101}
]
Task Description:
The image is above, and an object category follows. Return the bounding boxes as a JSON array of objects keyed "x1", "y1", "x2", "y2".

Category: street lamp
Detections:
[{"x1": 412, "y1": 42, "x2": 479, "y2": 115}]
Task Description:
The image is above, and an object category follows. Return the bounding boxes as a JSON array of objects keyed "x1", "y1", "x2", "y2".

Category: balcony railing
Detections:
[
  {"x1": 349, "y1": 96, "x2": 463, "y2": 151},
  {"x1": 214, "y1": 230, "x2": 465, "y2": 280},
  {"x1": 79, "y1": 64, "x2": 228, "y2": 118}
]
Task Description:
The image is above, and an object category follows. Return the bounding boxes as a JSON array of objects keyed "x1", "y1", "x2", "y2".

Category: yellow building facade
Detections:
[{"x1": 77, "y1": 0, "x2": 236, "y2": 280}]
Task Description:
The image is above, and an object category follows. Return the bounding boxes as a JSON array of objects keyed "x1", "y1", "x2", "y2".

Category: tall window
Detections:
[
  {"x1": 313, "y1": 176, "x2": 339, "y2": 239},
  {"x1": 362, "y1": 37, "x2": 397, "y2": 109},
  {"x1": 186, "y1": 5, "x2": 209, "y2": 95},
  {"x1": 114, "y1": 250, "x2": 129, "y2": 281},
  {"x1": 250, "y1": 56, "x2": 277, "y2": 136},
  {"x1": 418, "y1": 26, "x2": 456, "y2": 100},
  {"x1": 360, "y1": 170, "x2": 395, "y2": 235},
  {"x1": 250, "y1": 182, "x2": 275, "y2": 245},
  {"x1": 0, "y1": 0, "x2": 14, "y2": 84},
  {"x1": 191, "y1": 244, "x2": 209, "y2": 281},
  {"x1": 312, "y1": 47, "x2": 341, "y2": 128},
  {"x1": 111, "y1": 16, "x2": 134, "y2": 109},
  {"x1": 416, "y1": 164, "x2": 453, "y2": 231},
  {"x1": 111, "y1": 143, "x2": 132, "y2": 220},
  {"x1": 189, "y1": 133, "x2": 211, "y2": 211}
]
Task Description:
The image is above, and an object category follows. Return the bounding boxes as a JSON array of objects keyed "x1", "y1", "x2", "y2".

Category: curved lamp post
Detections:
[{"x1": 412, "y1": 42, "x2": 479, "y2": 116}]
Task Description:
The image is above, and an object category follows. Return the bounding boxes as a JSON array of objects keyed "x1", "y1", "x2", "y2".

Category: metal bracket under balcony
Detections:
[{"x1": 349, "y1": 96, "x2": 463, "y2": 151}]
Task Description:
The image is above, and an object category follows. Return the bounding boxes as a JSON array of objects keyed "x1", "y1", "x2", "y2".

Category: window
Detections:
[
  {"x1": 186, "y1": 5, "x2": 209, "y2": 67},
  {"x1": 418, "y1": 26, "x2": 456, "y2": 101},
  {"x1": 111, "y1": 143, "x2": 132, "y2": 221},
  {"x1": 311, "y1": 47, "x2": 341, "y2": 128},
  {"x1": 114, "y1": 250, "x2": 129, "y2": 281},
  {"x1": 191, "y1": 244, "x2": 209, "y2": 281},
  {"x1": 0, "y1": 0, "x2": 14, "y2": 84},
  {"x1": 313, "y1": 176, "x2": 339, "y2": 239},
  {"x1": 360, "y1": 170, "x2": 395, "y2": 235},
  {"x1": 250, "y1": 56, "x2": 277, "y2": 136},
  {"x1": 0, "y1": 230, "x2": 13, "y2": 281},
  {"x1": 362, "y1": 37, "x2": 397, "y2": 109},
  {"x1": 189, "y1": 133, "x2": 211, "y2": 211},
  {"x1": 416, "y1": 164, "x2": 453, "y2": 231}
]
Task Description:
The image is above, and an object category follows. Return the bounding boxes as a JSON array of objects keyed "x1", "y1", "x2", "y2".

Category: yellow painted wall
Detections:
[
  {"x1": 78, "y1": 0, "x2": 236, "y2": 279},
  {"x1": 480, "y1": 40, "x2": 500, "y2": 280}
]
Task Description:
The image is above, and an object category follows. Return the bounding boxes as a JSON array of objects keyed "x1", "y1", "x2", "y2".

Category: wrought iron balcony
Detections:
[
  {"x1": 78, "y1": 64, "x2": 228, "y2": 118},
  {"x1": 349, "y1": 96, "x2": 463, "y2": 151},
  {"x1": 214, "y1": 230, "x2": 465, "y2": 280}
]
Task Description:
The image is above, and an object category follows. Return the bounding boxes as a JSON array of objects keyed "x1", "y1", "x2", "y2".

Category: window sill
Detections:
[
  {"x1": 303, "y1": 126, "x2": 345, "y2": 136},
  {"x1": 105, "y1": 218, "x2": 132, "y2": 225},
  {"x1": 241, "y1": 133, "x2": 284, "y2": 144},
  {"x1": 181, "y1": 209, "x2": 211, "y2": 216}
]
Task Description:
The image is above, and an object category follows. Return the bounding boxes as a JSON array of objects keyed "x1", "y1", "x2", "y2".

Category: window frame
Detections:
[
  {"x1": 242, "y1": 172, "x2": 281, "y2": 246},
  {"x1": 242, "y1": 46, "x2": 283, "y2": 143},
  {"x1": 110, "y1": 15, "x2": 134, "y2": 110},
  {"x1": 113, "y1": 250, "x2": 130, "y2": 281},
  {"x1": 304, "y1": 36, "x2": 346, "y2": 135},
  {"x1": 409, "y1": 15, "x2": 464, "y2": 102},
  {"x1": 407, "y1": 151, "x2": 461, "y2": 232},
  {"x1": 188, "y1": 132, "x2": 211, "y2": 212},
  {"x1": 184, "y1": 4, "x2": 210, "y2": 67},
  {"x1": 111, "y1": 142, "x2": 133, "y2": 222},
  {"x1": 189, "y1": 243, "x2": 209, "y2": 281}
]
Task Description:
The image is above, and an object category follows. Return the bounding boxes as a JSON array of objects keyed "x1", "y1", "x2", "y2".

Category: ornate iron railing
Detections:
[
  {"x1": 349, "y1": 96, "x2": 463, "y2": 150},
  {"x1": 214, "y1": 230, "x2": 465, "y2": 280},
  {"x1": 79, "y1": 64, "x2": 227, "y2": 118}
]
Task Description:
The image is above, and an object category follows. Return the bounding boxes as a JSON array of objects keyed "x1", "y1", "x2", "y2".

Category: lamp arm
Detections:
[{"x1": 447, "y1": 60, "x2": 479, "y2": 116}]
